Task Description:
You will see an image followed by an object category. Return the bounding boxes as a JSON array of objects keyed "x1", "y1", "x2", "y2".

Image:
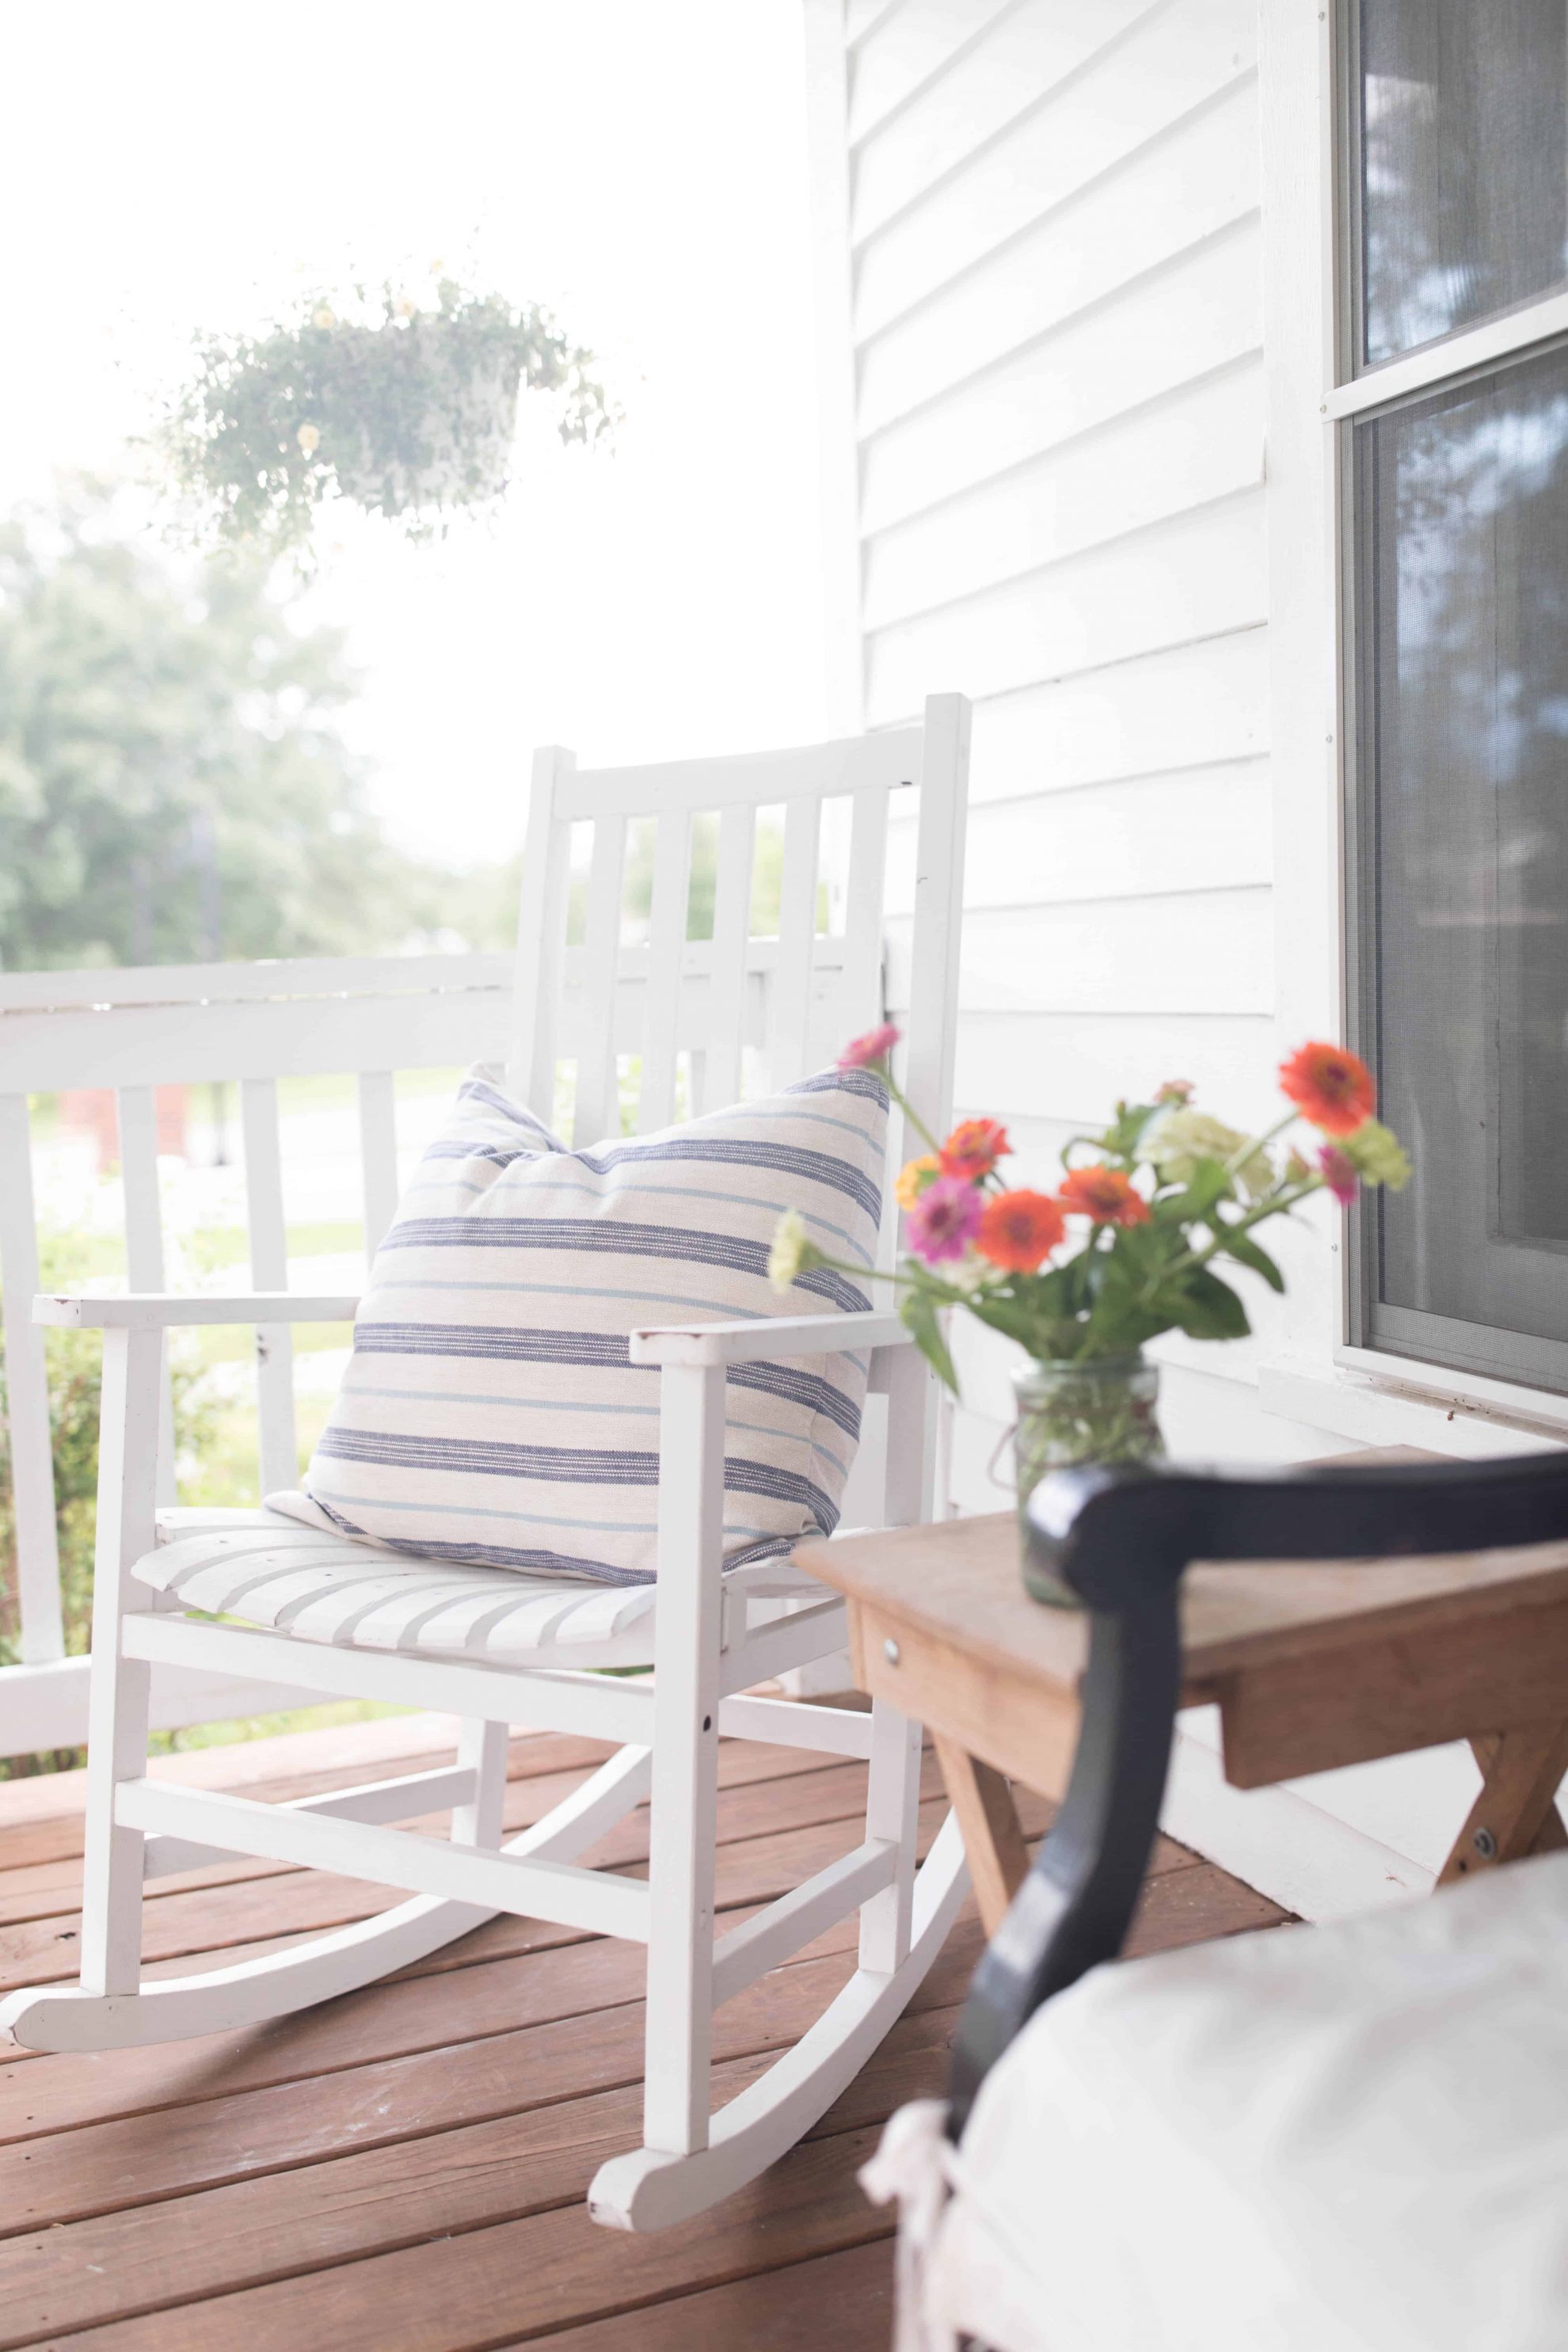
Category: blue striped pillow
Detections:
[{"x1": 269, "y1": 1065, "x2": 888, "y2": 1585}]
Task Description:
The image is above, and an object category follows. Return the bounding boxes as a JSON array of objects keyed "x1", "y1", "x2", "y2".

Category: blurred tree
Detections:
[{"x1": 0, "y1": 480, "x2": 440, "y2": 969}]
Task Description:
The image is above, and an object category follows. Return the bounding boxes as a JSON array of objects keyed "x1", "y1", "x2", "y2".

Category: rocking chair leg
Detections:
[
  {"x1": 80, "y1": 1326, "x2": 162, "y2": 2000},
  {"x1": 80, "y1": 1652, "x2": 152, "y2": 1997},
  {"x1": 859, "y1": 1699, "x2": 921, "y2": 1973},
  {"x1": 451, "y1": 1718, "x2": 508, "y2": 1851},
  {"x1": 642, "y1": 1363, "x2": 725, "y2": 2159}
]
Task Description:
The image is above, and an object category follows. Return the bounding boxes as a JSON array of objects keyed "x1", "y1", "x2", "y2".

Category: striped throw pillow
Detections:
[{"x1": 268, "y1": 1064, "x2": 888, "y2": 1585}]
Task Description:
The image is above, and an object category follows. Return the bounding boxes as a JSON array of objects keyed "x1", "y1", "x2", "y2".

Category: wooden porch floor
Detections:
[{"x1": 0, "y1": 1711, "x2": 1288, "y2": 2351}]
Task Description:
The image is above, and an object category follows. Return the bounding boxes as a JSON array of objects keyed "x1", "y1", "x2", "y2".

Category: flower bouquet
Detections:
[{"x1": 770, "y1": 1025, "x2": 1410, "y2": 1597}]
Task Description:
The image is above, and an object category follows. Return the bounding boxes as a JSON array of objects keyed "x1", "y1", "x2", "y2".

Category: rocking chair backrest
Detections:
[{"x1": 508, "y1": 695, "x2": 971, "y2": 1264}]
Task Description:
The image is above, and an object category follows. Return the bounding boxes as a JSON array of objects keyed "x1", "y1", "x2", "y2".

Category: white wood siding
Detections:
[{"x1": 823, "y1": 0, "x2": 1274, "y2": 1500}]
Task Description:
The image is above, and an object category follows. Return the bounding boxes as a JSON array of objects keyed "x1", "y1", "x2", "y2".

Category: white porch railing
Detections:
[
  {"x1": 0, "y1": 938, "x2": 852, "y2": 1760},
  {"x1": 0, "y1": 950, "x2": 515, "y2": 1758}
]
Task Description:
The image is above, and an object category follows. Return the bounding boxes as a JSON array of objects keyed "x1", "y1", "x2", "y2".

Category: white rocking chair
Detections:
[{"x1": 0, "y1": 696, "x2": 973, "y2": 2232}]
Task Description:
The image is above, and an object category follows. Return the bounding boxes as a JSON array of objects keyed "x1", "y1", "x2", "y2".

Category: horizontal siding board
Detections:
[
  {"x1": 847, "y1": 0, "x2": 1013, "y2": 144},
  {"x1": 961, "y1": 631, "x2": 1269, "y2": 804},
  {"x1": 862, "y1": 359, "x2": 1264, "y2": 629},
  {"x1": 866, "y1": 491, "x2": 1267, "y2": 720},
  {"x1": 886, "y1": 888, "x2": 1273, "y2": 1018},
  {"x1": 857, "y1": 74, "x2": 1260, "y2": 435},
  {"x1": 946, "y1": 1010, "x2": 1280, "y2": 1131},
  {"x1": 850, "y1": 0, "x2": 1147, "y2": 242},
  {"x1": 859, "y1": 218, "x2": 1261, "y2": 533},
  {"x1": 853, "y1": 0, "x2": 1257, "y2": 338},
  {"x1": 885, "y1": 761, "x2": 1273, "y2": 911}
]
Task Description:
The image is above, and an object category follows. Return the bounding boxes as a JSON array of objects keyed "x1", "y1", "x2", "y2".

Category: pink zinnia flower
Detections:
[
  {"x1": 939, "y1": 1117, "x2": 1010, "y2": 1182},
  {"x1": 1317, "y1": 1144, "x2": 1359, "y2": 1207},
  {"x1": 906, "y1": 1175, "x2": 982, "y2": 1264},
  {"x1": 839, "y1": 1022, "x2": 900, "y2": 1071}
]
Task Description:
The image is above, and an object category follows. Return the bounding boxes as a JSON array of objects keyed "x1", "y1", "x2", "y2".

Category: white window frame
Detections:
[{"x1": 1256, "y1": 0, "x2": 1568, "y2": 1456}]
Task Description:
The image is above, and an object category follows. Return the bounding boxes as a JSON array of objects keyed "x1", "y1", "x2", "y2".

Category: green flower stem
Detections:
[
  {"x1": 1219, "y1": 1109, "x2": 1296, "y2": 1186},
  {"x1": 797, "y1": 1249, "x2": 957, "y2": 1300},
  {"x1": 1142, "y1": 1173, "x2": 1321, "y2": 1303},
  {"x1": 873, "y1": 1060, "x2": 944, "y2": 1159}
]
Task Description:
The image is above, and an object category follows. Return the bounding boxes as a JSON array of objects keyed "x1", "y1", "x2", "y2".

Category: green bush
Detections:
[{"x1": 0, "y1": 1227, "x2": 216, "y2": 1775}]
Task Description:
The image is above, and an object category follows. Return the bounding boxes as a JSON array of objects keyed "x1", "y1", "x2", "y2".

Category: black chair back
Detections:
[{"x1": 947, "y1": 1452, "x2": 1568, "y2": 2136}]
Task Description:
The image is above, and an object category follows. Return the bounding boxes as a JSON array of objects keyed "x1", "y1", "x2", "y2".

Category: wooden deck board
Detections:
[{"x1": 0, "y1": 1716, "x2": 1287, "y2": 2350}]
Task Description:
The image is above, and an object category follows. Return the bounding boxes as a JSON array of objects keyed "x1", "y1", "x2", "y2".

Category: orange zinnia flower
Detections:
[
  {"x1": 976, "y1": 1189, "x2": 1066, "y2": 1273},
  {"x1": 1059, "y1": 1164, "x2": 1151, "y2": 1226},
  {"x1": 1278, "y1": 1041, "x2": 1376, "y2": 1136},
  {"x1": 939, "y1": 1117, "x2": 1010, "y2": 1182}
]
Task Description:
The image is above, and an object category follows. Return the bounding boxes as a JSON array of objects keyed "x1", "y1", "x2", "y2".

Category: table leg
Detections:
[
  {"x1": 932, "y1": 1736, "x2": 1030, "y2": 1935},
  {"x1": 1437, "y1": 1722, "x2": 1568, "y2": 1886},
  {"x1": 1473, "y1": 1732, "x2": 1568, "y2": 1855}
]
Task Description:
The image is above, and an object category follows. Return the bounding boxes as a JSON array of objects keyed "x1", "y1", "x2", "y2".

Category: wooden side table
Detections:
[{"x1": 797, "y1": 1505, "x2": 1568, "y2": 1934}]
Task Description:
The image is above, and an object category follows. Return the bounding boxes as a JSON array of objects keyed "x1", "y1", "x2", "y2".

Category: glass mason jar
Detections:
[{"x1": 1010, "y1": 1351, "x2": 1164, "y2": 1606}]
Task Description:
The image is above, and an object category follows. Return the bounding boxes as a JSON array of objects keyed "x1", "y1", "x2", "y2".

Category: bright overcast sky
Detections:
[{"x1": 0, "y1": 0, "x2": 828, "y2": 864}]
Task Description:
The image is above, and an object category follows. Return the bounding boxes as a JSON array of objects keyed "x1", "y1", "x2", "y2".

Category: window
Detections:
[
  {"x1": 1351, "y1": 1, "x2": 1568, "y2": 367},
  {"x1": 1344, "y1": 1, "x2": 1568, "y2": 1390}
]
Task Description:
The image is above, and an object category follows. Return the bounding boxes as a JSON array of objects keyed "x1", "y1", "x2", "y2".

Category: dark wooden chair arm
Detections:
[{"x1": 946, "y1": 1450, "x2": 1568, "y2": 2137}]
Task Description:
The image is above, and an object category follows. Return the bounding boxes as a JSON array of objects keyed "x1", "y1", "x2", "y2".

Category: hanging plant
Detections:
[{"x1": 158, "y1": 276, "x2": 612, "y2": 557}]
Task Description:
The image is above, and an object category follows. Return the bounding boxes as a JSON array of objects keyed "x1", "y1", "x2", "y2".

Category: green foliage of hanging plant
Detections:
[{"x1": 158, "y1": 276, "x2": 613, "y2": 557}]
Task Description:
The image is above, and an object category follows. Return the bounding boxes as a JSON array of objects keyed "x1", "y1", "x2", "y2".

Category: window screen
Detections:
[
  {"x1": 1354, "y1": 341, "x2": 1568, "y2": 1386},
  {"x1": 1356, "y1": 0, "x2": 1568, "y2": 367}
]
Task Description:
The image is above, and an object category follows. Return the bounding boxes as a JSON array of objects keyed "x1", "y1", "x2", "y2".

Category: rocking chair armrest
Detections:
[
  {"x1": 628, "y1": 1310, "x2": 910, "y2": 1368},
  {"x1": 34, "y1": 1292, "x2": 361, "y2": 1330}
]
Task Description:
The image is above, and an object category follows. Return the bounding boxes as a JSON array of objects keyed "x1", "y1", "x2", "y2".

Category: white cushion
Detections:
[
  {"x1": 267, "y1": 1064, "x2": 886, "y2": 1585},
  {"x1": 135, "y1": 1509, "x2": 828, "y2": 1668},
  {"x1": 923, "y1": 1852, "x2": 1568, "y2": 2352}
]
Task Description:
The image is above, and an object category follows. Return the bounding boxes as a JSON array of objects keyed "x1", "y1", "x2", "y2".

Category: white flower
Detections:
[
  {"x1": 768, "y1": 1209, "x2": 814, "y2": 1292},
  {"x1": 1338, "y1": 1117, "x2": 1412, "y2": 1191},
  {"x1": 1147, "y1": 1108, "x2": 1273, "y2": 1202},
  {"x1": 295, "y1": 422, "x2": 321, "y2": 456},
  {"x1": 946, "y1": 1252, "x2": 1002, "y2": 1295},
  {"x1": 311, "y1": 305, "x2": 335, "y2": 330}
]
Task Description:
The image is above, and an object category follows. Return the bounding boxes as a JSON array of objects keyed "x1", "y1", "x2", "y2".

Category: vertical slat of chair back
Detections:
[
  {"x1": 840, "y1": 784, "x2": 898, "y2": 1274},
  {"x1": 700, "y1": 803, "x2": 758, "y2": 1116},
  {"x1": 840, "y1": 783, "x2": 892, "y2": 1040},
  {"x1": 240, "y1": 1079, "x2": 299, "y2": 1495},
  {"x1": 574, "y1": 814, "x2": 631, "y2": 1146},
  {"x1": 637, "y1": 809, "x2": 694, "y2": 1132},
  {"x1": 116, "y1": 1087, "x2": 176, "y2": 1506},
  {"x1": 0, "y1": 1094, "x2": 66, "y2": 1662},
  {"x1": 768, "y1": 796, "x2": 824, "y2": 1091},
  {"x1": 510, "y1": 745, "x2": 575, "y2": 1113},
  {"x1": 356, "y1": 1071, "x2": 400, "y2": 1254}
]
